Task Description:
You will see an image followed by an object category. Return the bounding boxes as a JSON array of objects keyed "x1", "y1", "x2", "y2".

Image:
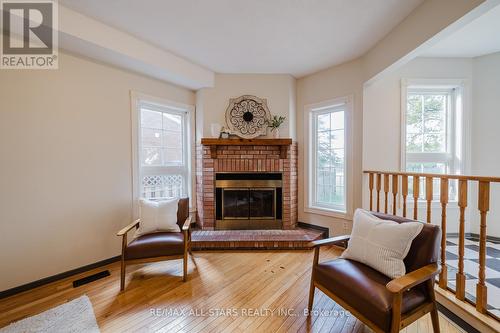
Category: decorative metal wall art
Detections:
[{"x1": 225, "y1": 95, "x2": 270, "y2": 139}]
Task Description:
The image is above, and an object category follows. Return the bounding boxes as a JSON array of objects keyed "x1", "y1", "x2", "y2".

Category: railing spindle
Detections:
[
  {"x1": 439, "y1": 178, "x2": 448, "y2": 289},
  {"x1": 392, "y1": 174, "x2": 398, "y2": 215},
  {"x1": 402, "y1": 175, "x2": 408, "y2": 217},
  {"x1": 363, "y1": 170, "x2": 500, "y2": 318},
  {"x1": 376, "y1": 174, "x2": 381, "y2": 212},
  {"x1": 413, "y1": 175, "x2": 420, "y2": 220},
  {"x1": 426, "y1": 177, "x2": 433, "y2": 223},
  {"x1": 369, "y1": 173, "x2": 374, "y2": 211},
  {"x1": 384, "y1": 174, "x2": 390, "y2": 214},
  {"x1": 476, "y1": 181, "x2": 490, "y2": 313},
  {"x1": 456, "y1": 179, "x2": 467, "y2": 301}
]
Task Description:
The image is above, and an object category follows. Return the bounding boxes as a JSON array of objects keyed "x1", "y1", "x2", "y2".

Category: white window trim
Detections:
[
  {"x1": 304, "y1": 95, "x2": 354, "y2": 219},
  {"x1": 400, "y1": 78, "x2": 470, "y2": 207},
  {"x1": 130, "y1": 91, "x2": 195, "y2": 218}
]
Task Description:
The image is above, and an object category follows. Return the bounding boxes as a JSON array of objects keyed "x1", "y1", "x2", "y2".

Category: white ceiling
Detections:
[
  {"x1": 59, "y1": 0, "x2": 423, "y2": 77},
  {"x1": 422, "y1": 3, "x2": 500, "y2": 58}
]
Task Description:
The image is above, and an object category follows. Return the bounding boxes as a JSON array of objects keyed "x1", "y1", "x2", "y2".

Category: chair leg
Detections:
[
  {"x1": 120, "y1": 259, "x2": 126, "y2": 291},
  {"x1": 426, "y1": 279, "x2": 440, "y2": 333},
  {"x1": 120, "y1": 234, "x2": 127, "y2": 291},
  {"x1": 183, "y1": 251, "x2": 188, "y2": 282},
  {"x1": 308, "y1": 247, "x2": 320, "y2": 314},
  {"x1": 307, "y1": 278, "x2": 315, "y2": 313},
  {"x1": 430, "y1": 306, "x2": 440, "y2": 333}
]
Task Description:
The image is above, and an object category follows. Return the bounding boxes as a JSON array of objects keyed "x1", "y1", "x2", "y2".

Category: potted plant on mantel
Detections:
[{"x1": 267, "y1": 115, "x2": 286, "y2": 138}]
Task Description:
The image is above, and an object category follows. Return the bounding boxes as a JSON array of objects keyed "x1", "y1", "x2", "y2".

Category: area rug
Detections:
[{"x1": 0, "y1": 295, "x2": 100, "y2": 333}]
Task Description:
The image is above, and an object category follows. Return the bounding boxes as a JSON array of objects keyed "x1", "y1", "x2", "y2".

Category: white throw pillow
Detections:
[
  {"x1": 134, "y1": 198, "x2": 180, "y2": 238},
  {"x1": 341, "y1": 209, "x2": 423, "y2": 278}
]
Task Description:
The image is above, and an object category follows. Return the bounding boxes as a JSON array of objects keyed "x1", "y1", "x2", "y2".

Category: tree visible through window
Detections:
[
  {"x1": 406, "y1": 94, "x2": 447, "y2": 154},
  {"x1": 404, "y1": 87, "x2": 456, "y2": 199},
  {"x1": 310, "y1": 104, "x2": 346, "y2": 212}
]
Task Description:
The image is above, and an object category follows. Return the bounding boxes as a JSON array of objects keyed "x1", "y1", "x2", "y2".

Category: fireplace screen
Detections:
[
  {"x1": 223, "y1": 189, "x2": 275, "y2": 219},
  {"x1": 215, "y1": 173, "x2": 282, "y2": 229}
]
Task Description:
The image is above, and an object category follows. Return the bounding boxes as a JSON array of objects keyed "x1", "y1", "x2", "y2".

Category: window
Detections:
[
  {"x1": 132, "y1": 93, "x2": 194, "y2": 206},
  {"x1": 405, "y1": 89, "x2": 453, "y2": 174},
  {"x1": 402, "y1": 80, "x2": 466, "y2": 200},
  {"x1": 307, "y1": 97, "x2": 351, "y2": 214}
]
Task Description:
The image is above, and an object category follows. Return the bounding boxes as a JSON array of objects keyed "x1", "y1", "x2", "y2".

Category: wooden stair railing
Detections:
[{"x1": 363, "y1": 170, "x2": 500, "y2": 320}]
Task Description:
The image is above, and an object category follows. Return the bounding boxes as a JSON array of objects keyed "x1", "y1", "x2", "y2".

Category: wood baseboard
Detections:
[
  {"x1": 435, "y1": 286, "x2": 500, "y2": 333},
  {"x1": 297, "y1": 221, "x2": 329, "y2": 238},
  {"x1": 0, "y1": 255, "x2": 121, "y2": 299}
]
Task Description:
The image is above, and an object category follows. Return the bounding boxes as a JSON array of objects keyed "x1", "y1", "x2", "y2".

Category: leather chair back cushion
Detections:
[
  {"x1": 177, "y1": 197, "x2": 189, "y2": 229},
  {"x1": 370, "y1": 212, "x2": 441, "y2": 272}
]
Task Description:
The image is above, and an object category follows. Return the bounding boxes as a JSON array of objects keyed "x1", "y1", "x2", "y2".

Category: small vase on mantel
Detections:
[{"x1": 267, "y1": 115, "x2": 286, "y2": 139}]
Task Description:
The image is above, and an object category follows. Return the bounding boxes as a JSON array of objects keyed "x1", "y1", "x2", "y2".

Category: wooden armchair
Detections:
[
  {"x1": 116, "y1": 198, "x2": 192, "y2": 291},
  {"x1": 308, "y1": 212, "x2": 441, "y2": 333}
]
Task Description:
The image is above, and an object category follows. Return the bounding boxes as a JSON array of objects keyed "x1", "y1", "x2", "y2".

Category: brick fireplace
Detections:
[{"x1": 196, "y1": 138, "x2": 298, "y2": 230}]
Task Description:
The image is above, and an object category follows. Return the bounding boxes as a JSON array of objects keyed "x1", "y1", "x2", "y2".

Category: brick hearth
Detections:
[
  {"x1": 191, "y1": 228, "x2": 323, "y2": 250},
  {"x1": 196, "y1": 139, "x2": 298, "y2": 230}
]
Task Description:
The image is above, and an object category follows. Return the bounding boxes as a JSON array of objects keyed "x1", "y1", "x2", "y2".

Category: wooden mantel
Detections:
[{"x1": 201, "y1": 138, "x2": 292, "y2": 159}]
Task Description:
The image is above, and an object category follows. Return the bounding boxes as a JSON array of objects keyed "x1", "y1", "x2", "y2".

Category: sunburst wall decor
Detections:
[{"x1": 225, "y1": 95, "x2": 271, "y2": 139}]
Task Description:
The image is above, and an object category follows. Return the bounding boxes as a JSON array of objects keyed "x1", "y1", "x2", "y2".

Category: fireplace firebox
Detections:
[{"x1": 215, "y1": 173, "x2": 282, "y2": 230}]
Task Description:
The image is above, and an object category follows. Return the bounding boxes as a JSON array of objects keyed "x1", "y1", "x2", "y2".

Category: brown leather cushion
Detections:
[
  {"x1": 314, "y1": 258, "x2": 427, "y2": 331},
  {"x1": 125, "y1": 232, "x2": 184, "y2": 260}
]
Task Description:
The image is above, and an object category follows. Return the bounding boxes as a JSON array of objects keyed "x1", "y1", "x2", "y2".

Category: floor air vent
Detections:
[{"x1": 72, "y1": 270, "x2": 110, "y2": 288}]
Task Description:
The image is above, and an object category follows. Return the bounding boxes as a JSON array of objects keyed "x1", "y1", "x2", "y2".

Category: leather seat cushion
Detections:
[
  {"x1": 125, "y1": 232, "x2": 184, "y2": 260},
  {"x1": 314, "y1": 258, "x2": 427, "y2": 331}
]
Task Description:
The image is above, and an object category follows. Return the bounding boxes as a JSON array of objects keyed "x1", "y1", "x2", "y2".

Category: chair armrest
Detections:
[
  {"x1": 182, "y1": 215, "x2": 193, "y2": 231},
  {"x1": 117, "y1": 219, "x2": 140, "y2": 236},
  {"x1": 386, "y1": 263, "x2": 440, "y2": 294},
  {"x1": 309, "y1": 235, "x2": 350, "y2": 248}
]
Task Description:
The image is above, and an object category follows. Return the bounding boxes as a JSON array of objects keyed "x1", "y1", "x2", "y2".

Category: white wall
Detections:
[
  {"x1": 363, "y1": 0, "x2": 486, "y2": 83},
  {"x1": 363, "y1": 57, "x2": 473, "y2": 172},
  {"x1": 0, "y1": 52, "x2": 195, "y2": 291},
  {"x1": 362, "y1": 57, "x2": 473, "y2": 233},
  {"x1": 363, "y1": 55, "x2": 500, "y2": 237},
  {"x1": 470, "y1": 52, "x2": 500, "y2": 237},
  {"x1": 58, "y1": 5, "x2": 215, "y2": 90},
  {"x1": 195, "y1": 74, "x2": 296, "y2": 141},
  {"x1": 296, "y1": 59, "x2": 364, "y2": 235}
]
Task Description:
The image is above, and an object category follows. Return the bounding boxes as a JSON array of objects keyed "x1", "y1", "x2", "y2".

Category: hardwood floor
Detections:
[{"x1": 0, "y1": 248, "x2": 463, "y2": 332}]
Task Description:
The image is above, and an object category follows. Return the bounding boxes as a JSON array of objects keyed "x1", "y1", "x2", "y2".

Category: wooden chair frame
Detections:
[
  {"x1": 308, "y1": 236, "x2": 441, "y2": 333},
  {"x1": 116, "y1": 215, "x2": 192, "y2": 291}
]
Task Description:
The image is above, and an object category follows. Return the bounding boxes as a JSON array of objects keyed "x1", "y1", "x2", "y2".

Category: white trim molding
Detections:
[
  {"x1": 130, "y1": 91, "x2": 196, "y2": 218},
  {"x1": 303, "y1": 95, "x2": 354, "y2": 220},
  {"x1": 400, "y1": 78, "x2": 470, "y2": 205}
]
